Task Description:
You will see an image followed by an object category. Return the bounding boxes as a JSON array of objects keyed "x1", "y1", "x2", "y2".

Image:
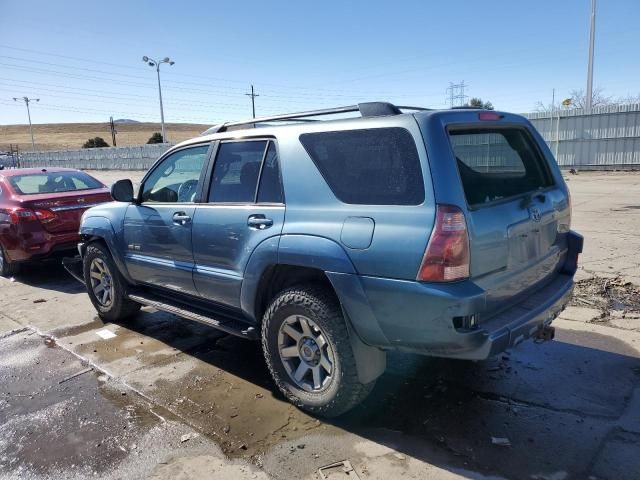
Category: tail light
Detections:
[
  {"x1": 8, "y1": 207, "x2": 56, "y2": 224},
  {"x1": 417, "y1": 204, "x2": 470, "y2": 282}
]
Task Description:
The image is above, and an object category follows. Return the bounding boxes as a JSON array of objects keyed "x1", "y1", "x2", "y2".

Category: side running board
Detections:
[{"x1": 127, "y1": 292, "x2": 258, "y2": 340}]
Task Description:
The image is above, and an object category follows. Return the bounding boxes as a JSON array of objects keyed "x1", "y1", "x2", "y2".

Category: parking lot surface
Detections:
[{"x1": 1, "y1": 171, "x2": 639, "y2": 480}]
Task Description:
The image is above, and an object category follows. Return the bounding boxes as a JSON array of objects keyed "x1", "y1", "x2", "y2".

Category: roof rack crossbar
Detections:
[{"x1": 202, "y1": 102, "x2": 431, "y2": 134}]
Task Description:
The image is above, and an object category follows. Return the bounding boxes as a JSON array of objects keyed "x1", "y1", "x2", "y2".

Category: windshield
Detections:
[{"x1": 7, "y1": 171, "x2": 104, "y2": 195}]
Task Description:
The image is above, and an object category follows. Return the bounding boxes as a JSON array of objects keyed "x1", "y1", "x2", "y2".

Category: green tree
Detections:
[
  {"x1": 467, "y1": 97, "x2": 494, "y2": 110},
  {"x1": 82, "y1": 137, "x2": 109, "y2": 148},
  {"x1": 466, "y1": 97, "x2": 493, "y2": 110},
  {"x1": 147, "y1": 132, "x2": 164, "y2": 144}
]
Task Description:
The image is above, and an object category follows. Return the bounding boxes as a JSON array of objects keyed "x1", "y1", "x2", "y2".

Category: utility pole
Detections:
[
  {"x1": 13, "y1": 96, "x2": 39, "y2": 151},
  {"x1": 109, "y1": 116, "x2": 117, "y2": 147},
  {"x1": 446, "y1": 81, "x2": 468, "y2": 108},
  {"x1": 245, "y1": 85, "x2": 259, "y2": 118},
  {"x1": 585, "y1": 0, "x2": 596, "y2": 113}
]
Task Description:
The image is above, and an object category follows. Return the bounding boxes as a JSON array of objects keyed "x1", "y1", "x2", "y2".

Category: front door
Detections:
[
  {"x1": 123, "y1": 144, "x2": 211, "y2": 295},
  {"x1": 192, "y1": 140, "x2": 285, "y2": 308}
]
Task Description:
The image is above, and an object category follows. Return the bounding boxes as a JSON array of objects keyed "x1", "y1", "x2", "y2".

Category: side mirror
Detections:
[{"x1": 111, "y1": 179, "x2": 134, "y2": 202}]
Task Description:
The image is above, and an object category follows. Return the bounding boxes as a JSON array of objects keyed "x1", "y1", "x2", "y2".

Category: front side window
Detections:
[
  {"x1": 141, "y1": 145, "x2": 209, "y2": 203},
  {"x1": 7, "y1": 171, "x2": 104, "y2": 195},
  {"x1": 299, "y1": 128, "x2": 424, "y2": 205}
]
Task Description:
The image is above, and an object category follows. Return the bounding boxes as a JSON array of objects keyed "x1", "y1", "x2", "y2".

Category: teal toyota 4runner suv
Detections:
[{"x1": 73, "y1": 102, "x2": 583, "y2": 417}]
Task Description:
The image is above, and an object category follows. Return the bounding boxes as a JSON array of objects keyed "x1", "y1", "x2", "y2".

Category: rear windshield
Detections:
[
  {"x1": 449, "y1": 127, "x2": 554, "y2": 207},
  {"x1": 7, "y1": 171, "x2": 104, "y2": 195},
  {"x1": 299, "y1": 127, "x2": 424, "y2": 205}
]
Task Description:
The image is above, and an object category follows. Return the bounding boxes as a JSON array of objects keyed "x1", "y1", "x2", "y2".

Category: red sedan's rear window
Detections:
[{"x1": 7, "y1": 172, "x2": 104, "y2": 195}]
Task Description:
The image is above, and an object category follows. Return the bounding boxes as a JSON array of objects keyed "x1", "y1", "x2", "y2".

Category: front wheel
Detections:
[
  {"x1": 0, "y1": 245, "x2": 18, "y2": 277},
  {"x1": 261, "y1": 285, "x2": 374, "y2": 417},
  {"x1": 83, "y1": 243, "x2": 140, "y2": 322}
]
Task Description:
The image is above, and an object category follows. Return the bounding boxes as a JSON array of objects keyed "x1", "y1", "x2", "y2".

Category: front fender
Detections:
[{"x1": 80, "y1": 215, "x2": 133, "y2": 283}]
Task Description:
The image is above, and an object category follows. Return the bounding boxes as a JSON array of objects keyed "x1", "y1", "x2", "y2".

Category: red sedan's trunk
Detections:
[{"x1": 20, "y1": 189, "x2": 112, "y2": 233}]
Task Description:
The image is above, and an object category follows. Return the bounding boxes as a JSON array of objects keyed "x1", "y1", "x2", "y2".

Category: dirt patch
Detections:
[{"x1": 571, "y1": 275, "x2": 640, "y2": 321}]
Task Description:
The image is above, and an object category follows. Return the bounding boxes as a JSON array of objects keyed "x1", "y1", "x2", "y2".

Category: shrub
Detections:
[
  {"x1": 82, "y1": 137, "x2": 109, "y2": 148},
  {"x1": 147, "y1": 132, "x2": 164, "y2": 144}
]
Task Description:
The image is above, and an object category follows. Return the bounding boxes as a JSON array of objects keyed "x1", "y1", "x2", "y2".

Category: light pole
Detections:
[
  {"x1": 142, "y1": 56, "x2": 174, "y2": 143},
  {"x1": 585, "y1": 0, "x2": 596, "y2": 113},
  {"x1": 555, "y1": 98, "x2": 573, "y2": 160},
  {"x1": 13, "y1": 96, "x2": 39, "y2": 151}
]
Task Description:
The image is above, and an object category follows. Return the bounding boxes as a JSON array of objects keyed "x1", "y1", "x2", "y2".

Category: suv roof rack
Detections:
[{"x1": 202, "y1": 101, "x2": 430, "y2": 135}]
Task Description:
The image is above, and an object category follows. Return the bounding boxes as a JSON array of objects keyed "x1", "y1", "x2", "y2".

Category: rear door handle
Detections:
[
  {"x1": 247, "y1": 214, "x2": 273, "y2": 229},
  {"x1": 173, "y1": 212, "x2": 191, "y2": 225}
]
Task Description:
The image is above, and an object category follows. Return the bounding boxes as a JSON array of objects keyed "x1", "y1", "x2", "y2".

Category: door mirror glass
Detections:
[{"x1": 111, "y1": 179, "x2": 134, "y2": 202}]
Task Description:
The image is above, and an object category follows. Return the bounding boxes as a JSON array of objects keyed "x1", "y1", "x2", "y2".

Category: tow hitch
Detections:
[{"x1": 535, "y1": 325, "x2": 555, "y2": 342}]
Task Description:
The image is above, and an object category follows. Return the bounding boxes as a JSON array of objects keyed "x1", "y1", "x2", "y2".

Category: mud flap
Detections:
[
  {"x1": 62, "y1": 256, "x2": 85, "y2": 285},
  {"x1": 345, "y1": 313, "x2": 386, "y2": 384}
]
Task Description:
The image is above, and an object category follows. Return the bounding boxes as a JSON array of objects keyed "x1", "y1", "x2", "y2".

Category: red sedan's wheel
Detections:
[{"x1": 0, "y1": 245, "x2": 18, "y2": 277}]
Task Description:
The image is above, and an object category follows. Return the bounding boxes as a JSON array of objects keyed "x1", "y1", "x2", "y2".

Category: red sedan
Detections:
[{"x1": 0, "y1": 168, "x2": 111, "y2": 276}]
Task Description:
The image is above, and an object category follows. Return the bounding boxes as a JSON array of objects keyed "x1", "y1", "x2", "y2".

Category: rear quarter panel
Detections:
[{"x1": 277, "y1": 115, "x2": 436, "y2": 281}]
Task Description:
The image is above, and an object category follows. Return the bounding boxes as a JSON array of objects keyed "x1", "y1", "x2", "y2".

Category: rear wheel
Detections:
[
  {"x1": 261, "y1": 285, "x2": 374, "y2": 417},
  {"x1": 83, "y1": 243, "x2": 140, "y2": 322},
  {"x1": 0, "y1": 245, "x2": 18, "y2": 277}
]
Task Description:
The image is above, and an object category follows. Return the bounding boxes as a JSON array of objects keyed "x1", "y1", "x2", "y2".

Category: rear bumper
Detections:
[
  {"x1": 328, "y1": 230, "x2": 582, "y2": 360},
  {"x1": 438, "y1": 273, "x2": 573, "y2": 360},
  {"x1": 1, "y1": 228, "x2": 80, "y2": 263}
]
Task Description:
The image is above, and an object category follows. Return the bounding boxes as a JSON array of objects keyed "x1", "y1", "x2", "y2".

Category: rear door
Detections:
[
  {"x1": 446, "y1": 122, "x2": 570, "y2": 309},
  {"x1": 123, "y1": 144, "x2": 211, "y2": 295},
  {"x1": 191, "y1": 139, "x2": 285, "y2": 308}
]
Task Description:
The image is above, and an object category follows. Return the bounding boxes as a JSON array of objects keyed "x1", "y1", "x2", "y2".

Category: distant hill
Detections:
[
  {"x1": 113, "y1": 118, "x2": 141, "y2": 124},
  {"x1": 0, "y1": 122, "x2": 210, "y2": 151}
]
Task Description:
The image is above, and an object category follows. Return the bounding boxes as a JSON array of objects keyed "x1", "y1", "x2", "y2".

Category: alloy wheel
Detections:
[
  {"x1": 89, "y1": 258, "x2": 113, "y2": 307},
  {"x1": 278, "y1": 314, "x2": 335, "y2": 392}
]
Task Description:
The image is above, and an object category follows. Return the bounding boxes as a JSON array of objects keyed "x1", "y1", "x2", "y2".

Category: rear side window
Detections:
[
  {"x1": 300, "y1": 128, "x2": 424, "y2": 205},
  {"x1": 449, "y1": 128, "x2": 554, "y2": 207},
  {"x1": 257, "y1": 142, "x2": 284, "y2": 203},
  {"x1": 208, "y1": 141, "x2": 267, "y2": 203},
  {"x1": 7, "y1": 171, "x2": 104, "y2": 195}
]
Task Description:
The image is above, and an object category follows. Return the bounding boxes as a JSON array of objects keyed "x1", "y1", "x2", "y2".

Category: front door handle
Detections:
[
  {"x1": 247, "y1": 214, "x2": 273, "y2": 230},
  {"x1": 173, "y1": 212, "x2": 191, "y2": 225}
]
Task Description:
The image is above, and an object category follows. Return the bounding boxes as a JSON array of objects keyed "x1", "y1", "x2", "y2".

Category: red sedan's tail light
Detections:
[
  {"x1": 8, "y1": 207, "x2": 56, "y2": 224},
  {"x1": 417, "y1": 204, "x2": 470, "y2": 282},
  {"x1": 9, "y1": 208, "x2": 37, "y2": 224}
]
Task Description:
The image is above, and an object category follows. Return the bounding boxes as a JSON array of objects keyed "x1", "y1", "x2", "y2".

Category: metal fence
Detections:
[
  {"x1": 14, "y1": 104, "x2": 640, "y2": 171},
  {"x1": 19, "y1": 144, "x2": 173, "y2": 170},
  {"x1": 524, "y1": 103, "x2": 640, "y2": 169}
]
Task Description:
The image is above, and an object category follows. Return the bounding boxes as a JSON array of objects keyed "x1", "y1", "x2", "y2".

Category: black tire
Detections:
[
  {"x1": 83, "y1": 242, "x2": 140, "y2": 322},
  {"x1": 261, "y1": 285, "x2": 374, "y2": 418},
  {"x1": 0, "y1": 244, "x2": 18, "y2": 277}
]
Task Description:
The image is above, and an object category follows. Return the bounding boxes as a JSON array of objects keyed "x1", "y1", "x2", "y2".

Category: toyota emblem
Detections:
[{"x1": 529, "y1": 207, "x2": 542, "y2": 222}]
